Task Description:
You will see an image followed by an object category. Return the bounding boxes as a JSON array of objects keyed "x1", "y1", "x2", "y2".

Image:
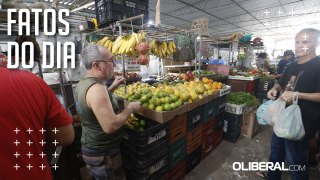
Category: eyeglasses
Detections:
[{"x1": 93, "y1": 58, "x2": 116, "y2": 66}]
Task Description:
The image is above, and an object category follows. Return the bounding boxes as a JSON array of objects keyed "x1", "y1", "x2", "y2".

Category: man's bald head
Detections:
[{"x1": 80, "y1": 44, "x2": 112, "y2": 69}]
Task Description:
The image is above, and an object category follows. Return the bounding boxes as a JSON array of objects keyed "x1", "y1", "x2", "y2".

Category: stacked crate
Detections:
[
  {"x1": 256, "y1": 79, "x2": 275, "y2": 102},
  {"x1": 121, "y1": 115, "x2": 168, "y2": 180},
  {"x1": 165, "y1": 113, "x2": 187, "y2": 180},
  {"x1": 223, "y1": 112, "x2": 243, "y2": 143},
  {"x1": 185, "y1": 106, "x2": 204, "y2": 174}
]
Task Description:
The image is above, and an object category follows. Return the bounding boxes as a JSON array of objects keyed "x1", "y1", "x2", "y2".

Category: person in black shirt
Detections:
[
  {"x1": 267, "y1": 28, "x2": 320, "y2": 180},
  {"x1": 271, "y1": 50, "x2": 296, "y2": 79}
]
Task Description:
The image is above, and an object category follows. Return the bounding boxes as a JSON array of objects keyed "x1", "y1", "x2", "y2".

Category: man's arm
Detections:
[
  {"x1": 87, "y1": 84, "x2": 140, "y2": 134},
  {"x1": 280, "y1": 92, "x2": 320, "y2": 103},
  {"x1": 108, "y1": 77, "x2": 126, "y2": 93}
]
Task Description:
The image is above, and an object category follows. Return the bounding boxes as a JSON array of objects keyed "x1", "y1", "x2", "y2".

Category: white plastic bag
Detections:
[
  {"x1": 273, "y1": 92, "x2": 305, "y2": 140},
  {"x1": 256, "y1": 100, "x2": 273, "y2": 125},
  {"x1": 262, "y1": 98, "x2": 286, "y2": 126}
]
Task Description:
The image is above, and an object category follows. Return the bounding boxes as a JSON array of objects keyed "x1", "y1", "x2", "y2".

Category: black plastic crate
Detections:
[
  {"x1": 215, "y1": 112, "x2": 225, "y2": 129},
  {"x1": 216, "y1": 95, "x2": 227, "y2": 115},
  {"x1": 168, "y1": 137, "x2": 186, "y2": 169},
  {"x1": 124, "y1": 114, "x2": 168, "y2": 148},
  {"x1": 121, "y1": 139, "x2": 168, "y2": 167},
  {"x1": 123, "y1": 154, "x2": 168, "y2": 179},
  {"x1": 94, "y1": 0, "x2": 149, "y2": 27},
  {"x1": 224, "y1": 112, "x2": 243, "y2": 135},
  {"x1": 224, "y1": 132, "x2": 240, "y2": 143},
  {"x1": 185, "y1": 147, "x2": 201, "y2": 174},
  {"x1": 203, "y1": 99, "x2": 218, "y2": 122},
  {"x1": 187, "y1": 105, "x2": 204, "y2": 131}
]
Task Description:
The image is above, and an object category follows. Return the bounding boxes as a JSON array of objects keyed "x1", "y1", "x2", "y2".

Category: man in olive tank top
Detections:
[{"x1": 76, "y1": 44, "x2": 141, "y2": 180}]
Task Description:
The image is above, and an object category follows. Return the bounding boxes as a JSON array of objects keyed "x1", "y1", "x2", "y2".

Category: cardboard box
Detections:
[
  {"x1": 124, "y1": 101, "x2": 188, "y2": 124},
  {"x1": 241, "y1": 110, "x2": 260, "y2": 139}
]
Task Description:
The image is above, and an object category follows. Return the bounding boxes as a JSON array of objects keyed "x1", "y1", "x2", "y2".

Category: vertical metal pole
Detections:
[
  {"x1": 194, "y1": 35, "x2": 197, "y2": 72},
  {"x1": 198, "y1": 35, "x2": 202, "y2": 78},
  {"x1": 118, "y1": 23, "x2": 127, "y2": 94},
  {"x1": 229, "y1": 43, "x2": 232, "y2": 64}
]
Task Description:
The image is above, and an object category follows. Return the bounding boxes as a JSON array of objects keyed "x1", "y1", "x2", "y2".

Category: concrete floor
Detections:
[
  {"x1": 185, "y1": 126, "x2": 320, "y2": 180},
  {"x1": 80, "y1": 126, "x2": 319, "y2": 180}
]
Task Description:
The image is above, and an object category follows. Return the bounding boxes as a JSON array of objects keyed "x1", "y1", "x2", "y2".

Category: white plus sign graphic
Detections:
[
  {"x1": 52, "y1": 140, "x2": 59, "y2": 146},
  {"x1": 39, "y1": 151, "x2": 46, "y2": 158},
  {"x1": 302, "y1": 33, "x2": 309, "y2": 40},
  {"x1": 26, "y1": 140, "x2": 33, "y2": 146},
  {"x1": 39, "y1": 164, "x2": 46, "y2": 171},
  {"x1": 39, "y1": 128, "x2": 46, "y2": 134},
  {"x1": 290, "y1": 9, "x2": 295, "y2": 16},
  {"x1": 277, "y1": 21, "x2": 282, "y2": 28},
  {"x1": 302, "y1": 46, "x2": 309, "y2": 52},
  {"x1": 14, "y1": 164, "x2": 20, "y2": 170},
  {"x1": 14, "y1": 140, "x2": 20, "y2": 146},
  {"x1": 27, "y1": 128, "x2": 33, "y2": 134},
  {"x1": 39, "y1": 140, "x2": 46, "y2": 146},
  {"x1": 52, "y1": 151, "x2": 59, "y2": 158},
  {"x1": 276, "y1": 9, "x2": 283, "y2": 16},
  {"x1": 14, "y1": 128, "x2": 20, "y2": 134},
  {"x1": 14, "y1": 152, "x2": 20, "y2": 158},
  {"x1": 26, "y1": 164, "x2": 33, "y2": 171},
  {"x1": 52, "y1": 164, "x2": 59, "y2": 170},
  {"x1": 52, "y1": 128, "x2": 59, "y2": 134},
  {"x1": 263, "y1": 10, "x2": 270, "y2": 16},
  {"x1": 27, "y1": 152, "x2": 33, "y2": 158}
]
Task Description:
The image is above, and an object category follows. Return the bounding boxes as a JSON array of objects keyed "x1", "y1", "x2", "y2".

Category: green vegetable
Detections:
[{"x1": 227, "y1": 92, "x2": 259, "y2": 107}]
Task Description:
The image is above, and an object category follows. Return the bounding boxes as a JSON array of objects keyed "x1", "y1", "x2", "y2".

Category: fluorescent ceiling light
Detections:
[{"x1": 71, "y1": 2, "x2": 95, "y2": 12}]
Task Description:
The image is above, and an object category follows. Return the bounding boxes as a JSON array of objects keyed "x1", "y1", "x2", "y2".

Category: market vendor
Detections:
[
  {"x1": 271, "y1": 50, "x2": 296, "y2": 79},
  {"x1": 76, "y1": 44, "x2": 141, "y2": 179}
]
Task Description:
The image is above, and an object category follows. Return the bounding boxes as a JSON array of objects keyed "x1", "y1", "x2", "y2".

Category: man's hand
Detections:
[
  {"x1": 127, "y1": 102, "x2": 141, "y2": 113},
  {"x1": 267, "y1": 88, "x2": 278, "y2": 100},
  {"x1": 108, "y1": 77, "x2": 126, "y2": 93},
  {"x1": 280, "y1": 91, "x2": 294, "y2": 103},
  {"x1": 112, "y1": 77, "x2": 126, "y2": 88}
]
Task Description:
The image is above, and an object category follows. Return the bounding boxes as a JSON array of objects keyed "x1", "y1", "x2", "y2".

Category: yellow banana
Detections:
[
  {"x1": 112, "y1": 36, "x2": 123, "y2": 54},
  {"x1": 133, "y1": 33, "x2": 139, "y2": 44},
  {"x1": 104, "y1": 40, "x2": 110, "y2": 48},
  {"x1": 98, "y1": 37, "x2": 109, "y2": 45}
]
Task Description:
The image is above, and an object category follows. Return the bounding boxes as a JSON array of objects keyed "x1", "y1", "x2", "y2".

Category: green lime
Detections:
[
  {"x1": 140, "y1": 120, "x2": 146, "y2": 127},
  {"x1": 142, "y1": 103, "x2": 148, "y2": 108},
  {"x1": 170, "y1": 94, "x2": 178, "y2": 101},
  {"x1": 140, "y1": 95, "x2": 148, "y2": 103},
  {"x1": 148, "y1": 104, "x2": 155, "y2": 110},
  {"x1": 163, "y1": 104, "x2": 171, "y2": 111},
  {"x1": 155, "y1": 106, "x2": 163, "y2": 112}
]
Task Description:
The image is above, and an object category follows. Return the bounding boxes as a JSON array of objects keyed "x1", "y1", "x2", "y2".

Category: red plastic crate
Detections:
[
  {"x1": 186, "y1": 125, "x2": 202, "y2": 154},
  {"x1": 246, "y1": 79, "x2": 257, "y2": 95},
  {"x1": 168, "y1": 113, "x2": 187, "y2": 145},
  {"x1": 201, "y1": 133, "x2": 214, "y2": 160},
  {"x1": 202, "y1": 118, "x2": 216, "y2": 137},
  {"x1": 164, "y1": 160, "x2": 185, "y2": 180},
  {"x1": 212, "y1": 127, "x2": 223, "y2": 149}
]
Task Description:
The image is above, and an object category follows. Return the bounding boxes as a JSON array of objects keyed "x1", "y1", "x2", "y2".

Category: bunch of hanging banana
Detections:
[
  {"x1": 149, "y1": 40, "x2": 176, "y2": 58},
  {"x1": 95, "y1": 37, "x2": 114, "y2": 52},
  {"x1": 111, "y1": 32, "x2": 146, "y2": 57}
]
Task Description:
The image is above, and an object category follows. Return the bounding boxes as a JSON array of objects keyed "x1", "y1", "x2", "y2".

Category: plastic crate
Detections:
[
  {"x1": 164, "y1": 160, "x2": 185, "y2": 180},
  {"x1": 216, "y1": 95, "x2": 227, "y2": 115},
  {"x1": 202, "y1": 118, "x2": 216, "y2": 137},
  {"x1": 168, "y1": 137, "x2": 186, "y2": 169},
  {"x1": 124, "y1": 114, "x2": 168, "y2": 148},
  {"x1": 187, "y1": 105, "x2": 204, "y2": 131},
  {"x1": 186, "y1": 125, "x2": 202, "y2": 154},
  {"x1": 220, "y1": 85, "x2": 231, "y2": 96},
  {"x1": 94, "y1": 0, "x2": 149, "y2": 27},
  {"x1": 225, "y1": 103, "x2": 246, "y2": 115},
  {"x1": 123, "y1": 154, "x2": 168, "y2": 179},
  {"x1": 168, "y1": 113, "x2": 187, "y2": 145},
  {"x1": 185, "y1": 147, "x2": 201, "y2": 174},
  {"x1": 203, "y1": 99, "x2": 218, "y2": 122},
  {"x1": 121, "y1": 138, "x2": 168, "y2": 166},
  {"x1": 224, "y1": 112, "x2": 243, "y2": 135},
  {"x1": 212, "y1": 127, "x2": 223, "y2": 149},
  {"x1": 215, "y1": 112, "x2": 225, "y2": 129},
  {"x1": 256, "y1": 80, "x2": 274, "y2": 93},
  {"x1": 201, "y1": 132, "x2": 214, "y2": 160},
  {"x1": 224, "y1": 132, "x2": 240, "y2": 143}
]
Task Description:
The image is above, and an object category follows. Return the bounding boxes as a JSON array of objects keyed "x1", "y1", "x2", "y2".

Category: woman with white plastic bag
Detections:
[{"x1": 273, "y1": 92, "x2": 305, "y2": 140}]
